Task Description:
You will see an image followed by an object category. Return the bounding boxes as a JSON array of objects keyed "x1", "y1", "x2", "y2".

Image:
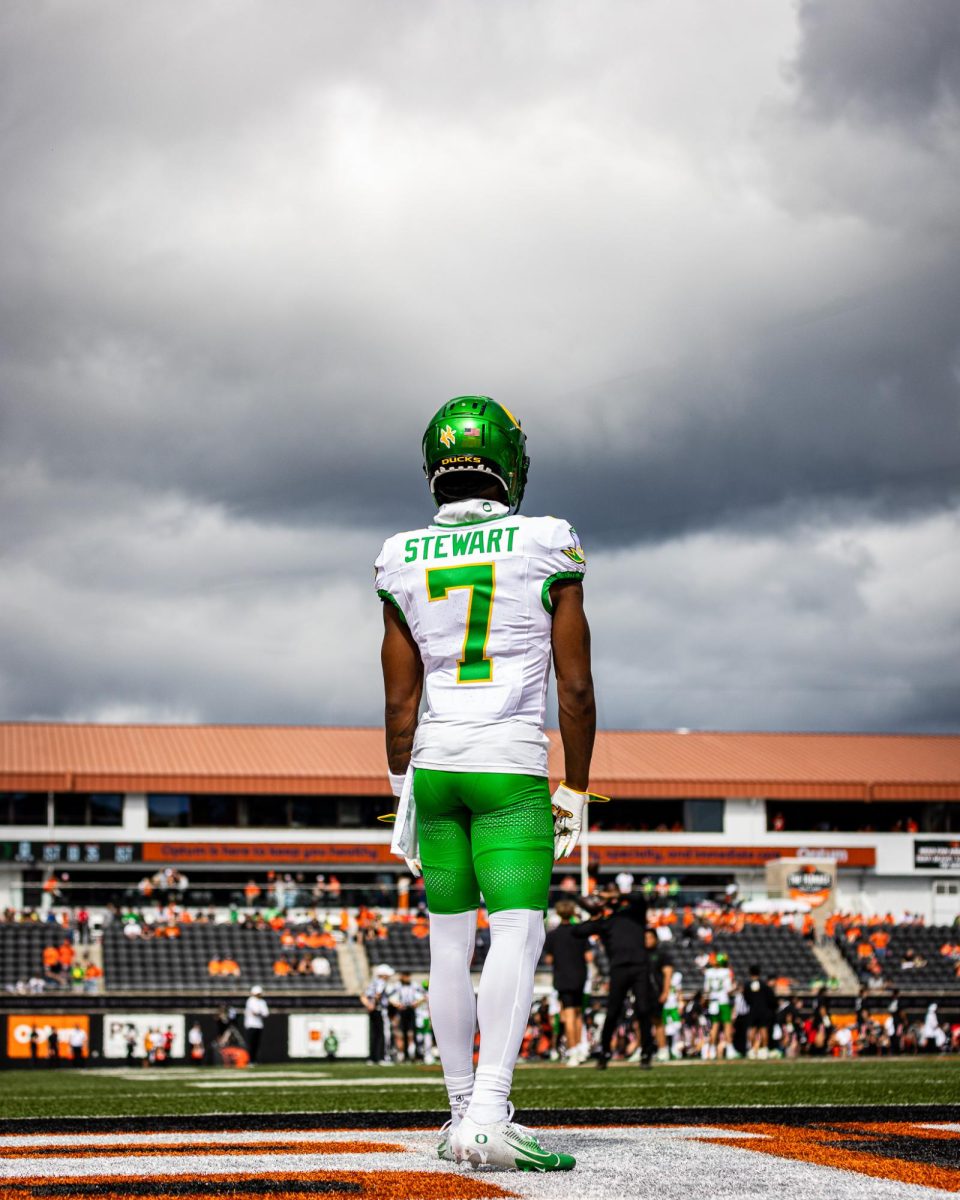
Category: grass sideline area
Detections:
[{"x1": 1, "y1": 1057, "x2": 959, "y2": 1120}]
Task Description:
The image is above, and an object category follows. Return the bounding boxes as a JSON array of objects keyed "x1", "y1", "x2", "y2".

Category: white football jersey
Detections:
[
  {"x1": 703, "y1": 966, "x2": 733, "y2": 1004},
  {"x1": 375, "y1": 498, "x2": 586, "y2": 775}
]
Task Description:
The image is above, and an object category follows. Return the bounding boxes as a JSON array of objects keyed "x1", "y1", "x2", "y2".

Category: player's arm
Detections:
[
  {"x1": 380, "y1": 601, "x2": 423, "y2": 775},
  {"x1": 550, "y1": 579, "x2": 595, "y2": 791},
  {"x1": 660, "y1": 963, "x2": 674, "y2": 1006}
]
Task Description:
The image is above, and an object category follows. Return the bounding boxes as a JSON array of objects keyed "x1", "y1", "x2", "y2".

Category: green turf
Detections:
[{"x1": 1, "y1": 1057, "x2": 958, "y2": 1119}]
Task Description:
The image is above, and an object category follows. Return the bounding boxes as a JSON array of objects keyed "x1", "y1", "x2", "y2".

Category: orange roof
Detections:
[{"x1": 0, "y1": 723, "x2": 957, "y2": 800}]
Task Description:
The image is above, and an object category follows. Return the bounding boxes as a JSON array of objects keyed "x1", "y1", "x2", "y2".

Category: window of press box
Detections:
[
  {"x1": 584, "y1": 798, "x2": 725, "y2": 833},
  {"x1": 147, "y1": 793, "x2": 396, "y2": 828},
  {"x1": 0, "y1": 792, "x2": 48, "y2": 825},
  {"x1": 52, "y1": 793, "x2": 123, "y2": 826},
  {"x1": 147, "y1": 794, "x2": 190, "y2": 828},
  {"x1": 765, "y1": 799, "x2": 954, "y2": 833}
]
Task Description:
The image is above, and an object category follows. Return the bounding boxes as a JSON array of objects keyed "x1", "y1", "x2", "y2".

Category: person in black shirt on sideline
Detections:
[
  {"x1": 744, "y1": 964, "x2": 777, "y2": 1059},
  {"x1": 543, "y1": 900, "x2": 593, "y2": 1066},
  {"x1": 576, "y1": 877, "x2": 654, "y2": 1068}
]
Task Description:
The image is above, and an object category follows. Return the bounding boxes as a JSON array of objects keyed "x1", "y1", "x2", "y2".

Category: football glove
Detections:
[
  {"x1": 551, "y1": 782, "x2": 609, "y2": 859},
  {"x1": 384, "y1": 768, "x2": 421, "y2": 877},
  {"x1": 376, "y1": 811, "x2": 422, "y2": 878}
]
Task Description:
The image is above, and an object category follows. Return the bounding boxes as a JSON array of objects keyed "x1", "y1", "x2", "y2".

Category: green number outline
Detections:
[{"x1": 426, "y1": 562, "x2": 496, "y2": 683}]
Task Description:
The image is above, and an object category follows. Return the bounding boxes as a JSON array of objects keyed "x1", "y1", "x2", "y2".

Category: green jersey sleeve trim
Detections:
[
  {"x1": 541, "y1": 570, "x2": 585, "y2": 615},
  {"x1": 377, "y1": 588, "x2": 408, "y2": 624}
]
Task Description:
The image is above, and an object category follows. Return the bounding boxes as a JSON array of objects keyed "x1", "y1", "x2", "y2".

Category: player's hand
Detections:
[{"x1": 551, "y1": 782, "x2": 608, "y2": 858}]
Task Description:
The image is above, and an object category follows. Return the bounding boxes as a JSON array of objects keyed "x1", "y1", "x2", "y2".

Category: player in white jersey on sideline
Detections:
[
  {"x1": 703, "y1": 952, "x2": 736, "y2": 1059},
  {"x1": 376, "y1": 396, "x2": 603, "y2": 1171}
]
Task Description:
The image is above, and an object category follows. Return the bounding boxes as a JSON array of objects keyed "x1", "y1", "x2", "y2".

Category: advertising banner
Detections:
[
  {"x1": 593, "y1": 844, "x2": 875, "y2": 869},
  {"x1": 6, "y1": 1014, "x2": 89, "y2": 1059},
  {"x1": 786, "y1": 865, "x2": 834, "y2": 908},
  {"x1": 102, "y1": 1014, "x2": 185, "y2": 1060},
  {"x1": 144, "y1": 842, "x2": 395, "y2": 866},
  {"x1": 288, "y1": 1012, "x2": 369, "y2": 1059},
  {"x1": 914, "y1": 840, "x2": 960, "y2": 871}
]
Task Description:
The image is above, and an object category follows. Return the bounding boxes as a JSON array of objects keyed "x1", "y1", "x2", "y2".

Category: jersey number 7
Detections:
[{"x1": 426, "y1": 563, "x2": 496, "y2": 684}]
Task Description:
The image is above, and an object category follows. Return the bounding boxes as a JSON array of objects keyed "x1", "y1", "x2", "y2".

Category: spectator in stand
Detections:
[
  {"x1": 75, "y1": 908, "x2": 90, "y2": 945},
  {"x1": 869, "y1": 927, "x2": 890, "y2": 959},
  {"x1": 42, "y1": 943, "x2": 61, "y2": 986},
  {"x1": 273, "y1": 958, "x2": 292, "y2": 977},
  {"x1": 543, "y1": 900, "x2": 592, "y2": 1066},
  {"x1": 311, "y1": 955, "x2": 332, "y2": 979}
]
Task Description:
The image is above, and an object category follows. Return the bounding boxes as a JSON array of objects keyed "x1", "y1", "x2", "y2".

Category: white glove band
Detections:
[{"x1": 388, "y1": 771, "x2": 406, "y2": 798}]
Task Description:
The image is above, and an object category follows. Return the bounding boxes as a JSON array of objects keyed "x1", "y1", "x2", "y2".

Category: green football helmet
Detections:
[{"x1": 422, "y1": 396, "x2": 530, "y2": 510}]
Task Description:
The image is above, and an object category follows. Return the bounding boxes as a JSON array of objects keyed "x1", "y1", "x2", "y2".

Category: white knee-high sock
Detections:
[
  {"x1": 467, "y1": 908, "x2": 545, "y2": 1125},
  {"x1": 428, "y1": 910, "x2": 478, "y2": 1115}
]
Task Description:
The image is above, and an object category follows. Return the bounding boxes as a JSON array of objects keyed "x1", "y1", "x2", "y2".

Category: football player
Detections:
[
  {"x1": 376, "y1": 396, "x2": 600, "y2": 1171},
  {"x1": 703, "y1": 951, "x2": 736, "y2": 1059}
]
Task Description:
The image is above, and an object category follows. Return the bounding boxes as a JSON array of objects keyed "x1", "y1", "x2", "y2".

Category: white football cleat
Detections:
[{"x1": 451, "y1": 1105, "x2": 575, "y2": 1172}]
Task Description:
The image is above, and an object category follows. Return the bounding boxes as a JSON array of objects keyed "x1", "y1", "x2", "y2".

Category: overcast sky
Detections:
[{"x1": 1, "y1": 0, "x2": 958, "y2": 735}]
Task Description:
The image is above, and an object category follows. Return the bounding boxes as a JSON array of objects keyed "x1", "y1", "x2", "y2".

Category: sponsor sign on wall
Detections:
[
  {"x1": 786, "y1": 866, "x2": 834, "y2": 908},
  {"x1": 288, "y1": 1012, "x2": 369, "y2": 1059},
  {"x1": 144, "y1": 842, "x2": 395, "y2": 866},
  {"x1": 593, "y1": 845, "x2": 875, "y2": 869},
  {"x1": 914, "y1": 840, "x2": 960, "y2": 871},
  {"x1": 6, "y1": 1014, "x2": 89, "y2": 1059},
  {"x1": 102, "y1": 1014, "x2": 185, "y2": 1059}
]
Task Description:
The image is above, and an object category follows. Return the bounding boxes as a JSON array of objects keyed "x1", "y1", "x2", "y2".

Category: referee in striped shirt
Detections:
[{"x1": 388, "y1": 971, "x2": 426, "y2": 1062}]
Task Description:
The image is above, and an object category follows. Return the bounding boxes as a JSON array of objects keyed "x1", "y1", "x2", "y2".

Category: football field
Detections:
[{"x1": 1, "y1": 1058, "x2": 958, "y2": 1198}]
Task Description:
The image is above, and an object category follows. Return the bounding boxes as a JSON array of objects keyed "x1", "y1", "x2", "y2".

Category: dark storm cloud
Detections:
[
  {"x1": 789, "y1": 0, "x2": 960, "y2": 126},
  {"x1": 1, "y1": 1, "x2": 958, "y2": 731}
]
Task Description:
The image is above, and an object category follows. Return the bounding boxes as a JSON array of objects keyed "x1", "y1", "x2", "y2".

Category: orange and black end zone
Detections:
[
  {"x1": 0, "y1": 1174, "x2": 520, "y2": 1200},
  {"x1": 1, "y1": 1107, "x2": 958, "y2": 1200},
  {"x1": 696, "y1": 1122, "x2": 960, "y2": 1193}
]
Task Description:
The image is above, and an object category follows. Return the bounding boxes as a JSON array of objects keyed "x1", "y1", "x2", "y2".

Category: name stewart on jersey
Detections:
[
  {"x1": 374, "y1": 501, "x2": 586, "y2": 774},
  {"x1": 404, "y1": 526, "x2": 519, "y2": 562}
]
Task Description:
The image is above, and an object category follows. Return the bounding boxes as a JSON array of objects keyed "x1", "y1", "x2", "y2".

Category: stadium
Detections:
[
  {"x1": 1, "y1": 722, "x2": 958, "y2": 1197},
  {"x1": 4, "y1": 0, "x2": 960, "y2": 1194}
]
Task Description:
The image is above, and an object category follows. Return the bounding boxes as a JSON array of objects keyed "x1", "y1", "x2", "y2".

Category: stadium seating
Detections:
[
  {"x1": 0, "y1": 924, "x2": 74, "y2": 989},
  {"x1": 835, "y1": 923, "x2": 960, "y2": 991},
  {"x1": 660, "y1": 924, "x2": 826, "y2": 992},
  {"x1": 364, "y1": 925, "x2": 432, "y2": 975},
  {"x1": 100, "y1": 925, "x2": 343, "y2": 992}
]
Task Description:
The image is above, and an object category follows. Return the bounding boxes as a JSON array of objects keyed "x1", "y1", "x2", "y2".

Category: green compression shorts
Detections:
[{"x1": 413, "y1": 769, "x2": 554, "y2": 916}]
